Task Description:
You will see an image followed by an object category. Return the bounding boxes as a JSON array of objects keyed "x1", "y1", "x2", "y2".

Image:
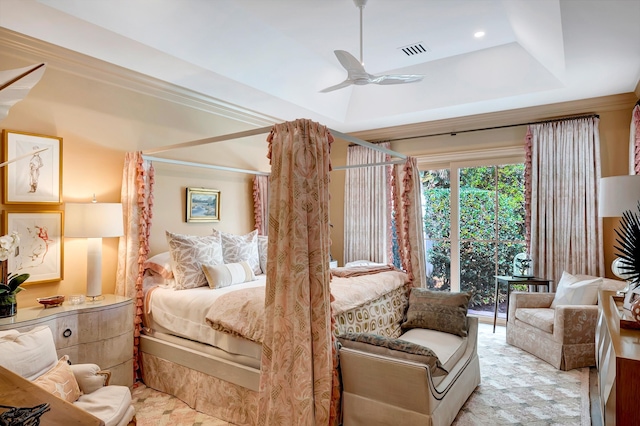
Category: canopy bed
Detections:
[{"x1": 115, "y1": 119, "x2": 427, "y2": 425}]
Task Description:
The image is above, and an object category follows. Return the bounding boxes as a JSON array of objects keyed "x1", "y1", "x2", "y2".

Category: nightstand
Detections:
[{"x1": 0, "y1": 295, "x2": 134, "y2": 387}]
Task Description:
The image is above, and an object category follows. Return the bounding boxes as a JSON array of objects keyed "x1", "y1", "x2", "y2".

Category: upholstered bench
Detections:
[{"x1": 338, "y1": 289, "x2": 480, "y2": 426}]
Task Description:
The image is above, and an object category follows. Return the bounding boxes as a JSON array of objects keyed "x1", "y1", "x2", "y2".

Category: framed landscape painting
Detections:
[
  {"x1": 2, "y1": 130, "x2": 62, "y2": 204},
  {"x1": 186, "y1": 187, "x2": 220, "y2": 223},
  {"x1": 3, "y1": 211, "x2": 64, "y2": 284}
]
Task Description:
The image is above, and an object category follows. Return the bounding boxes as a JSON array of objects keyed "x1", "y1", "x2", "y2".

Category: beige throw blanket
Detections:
[{"x1": 205, "y1": 270, "x2": 409, "y2": 344}]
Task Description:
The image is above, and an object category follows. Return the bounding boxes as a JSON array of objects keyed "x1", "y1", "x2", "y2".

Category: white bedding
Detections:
[{"x1": 144, "y1": 275, "x2": 266, "y2": 361}]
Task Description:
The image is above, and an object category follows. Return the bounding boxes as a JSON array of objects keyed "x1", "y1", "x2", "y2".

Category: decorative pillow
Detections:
[
  {"x1": 550, "y1": 271, "x2": 602, "y2": 308},
  {"x1": 33, "y1": 355, "x2": 82, "y2": 403},
  {"x1": 202, "y1": 261, "x2": 257, "y2": 289},
  {"x1": 213, "y1": 229, "x2": 261, "y2": 275},
  {"x1": 144, "y1": 251, "x2": 173, "y2": 279},
  {"x1": 257, "y1": 235, "x2": 268, "y2": 275},
  {"x1": 401, "y1": 288, "x2": 471, "y2": 337},
  {"x1": 0, "y1": 326, "x2": 58, "y2": 381},
  {"x1": 337, "y1": 333, "x2": 447, "y2": 377},
  {"x1": 166, "y1": 231, "x2": 223, "y2": 290}
]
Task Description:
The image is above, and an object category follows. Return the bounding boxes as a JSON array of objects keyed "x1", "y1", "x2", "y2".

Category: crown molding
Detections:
[
  {"x1": 352, "y1": 92, "x2": 638, "y2": 142},
  {"x1": 0, "y1": 28, "x2": 277, "y2": 128}
]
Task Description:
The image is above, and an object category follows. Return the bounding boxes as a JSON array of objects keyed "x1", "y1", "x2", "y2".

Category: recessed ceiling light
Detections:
[{"x1": 474, "y1": 31, "x2": 485, "y2": 38}]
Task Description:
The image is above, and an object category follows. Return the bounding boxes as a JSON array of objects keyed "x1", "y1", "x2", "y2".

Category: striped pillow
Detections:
[{"x1": 202, "y1": 261, "x2": 256, "y2": 289}]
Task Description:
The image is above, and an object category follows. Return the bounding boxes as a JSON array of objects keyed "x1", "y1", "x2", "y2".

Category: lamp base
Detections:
[{"x1": 86, "y1": 295, "x2": 104, "y2": 303}]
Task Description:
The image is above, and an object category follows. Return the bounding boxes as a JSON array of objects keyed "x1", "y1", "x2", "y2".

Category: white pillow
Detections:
[
  {"x1": 550, "y1": 271, "x2": 603, "y2": 308},
  {"x1": 144, "y1": 251, "x2": 173, "y2": 279},
  {"x1": 213, "y1": 229, "x2": 261, "y2": 275},
  {"x1": 0, "y1": 326, "x2": 58, "y2": 381},
  {"x1": 166, "y1": 231, "x2": 223, "y2": 290},
  {"x1": 202, "y1": 261, "x2": 256, "y2": 289}
]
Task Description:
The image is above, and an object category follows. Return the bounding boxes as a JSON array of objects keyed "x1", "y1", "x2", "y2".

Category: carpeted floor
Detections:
[{"x1": 132, "y1": 323, "x2": 591, "y2": 426}]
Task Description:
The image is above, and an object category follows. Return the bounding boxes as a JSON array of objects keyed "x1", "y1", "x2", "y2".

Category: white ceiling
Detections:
[{"x1": 1, "y1": 0, "x2": 639, "y2": 133}]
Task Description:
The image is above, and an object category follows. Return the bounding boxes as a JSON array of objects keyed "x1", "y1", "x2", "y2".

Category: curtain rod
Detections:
[
  {"x1": 359, "y1": 113, "x2": 600, "y2": 144},
  {"x1": 142, "y1": 124, "x2": 407, "y2": 159}
]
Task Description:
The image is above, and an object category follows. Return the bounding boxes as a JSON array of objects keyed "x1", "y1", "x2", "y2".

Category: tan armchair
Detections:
[
  {"x1": 506, "y1": 276, "x2": 625, "y2": 370},
  {"x1": 0, "y1": 325, "x2": 135, "y2": 426}
]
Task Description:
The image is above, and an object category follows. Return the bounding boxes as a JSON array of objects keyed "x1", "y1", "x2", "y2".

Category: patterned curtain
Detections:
[
  {"x1": 253, "y1": 175, "x2": 269, "y2": 235},
  {"x1": 524, "y1": 117, "x2": 603, "y2": 287},
  {"x1": 257, "y1": 119, "x2": 339, "y2": 425},
  {"x1": 632, "y1": 104, "x2": 640, "y2": 174},
  {"x1": 392, "y1": 157, "x2": 427, "y2": 288},
  {"x1": 344, "y1": 143, "x2": 390, "y2": 264},
  {"x1": 115, "y1": 151, "x2": 154, "y2": 379}
]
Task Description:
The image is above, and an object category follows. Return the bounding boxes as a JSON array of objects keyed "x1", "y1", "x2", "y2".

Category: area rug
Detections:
[{"x1": 132, "y1": 323, "x2": 591, "y2": 426}]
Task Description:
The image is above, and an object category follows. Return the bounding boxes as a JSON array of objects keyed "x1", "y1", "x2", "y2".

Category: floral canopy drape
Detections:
[
  {"x1": 257, "y1": 119, "x2": 339, "y2": 425},
  {"x1": 525, "y1": 116, "x2": 603, "y2": 286},
  {"x1": 115, "y1": 151, "x2": 154, "y2": 378}
]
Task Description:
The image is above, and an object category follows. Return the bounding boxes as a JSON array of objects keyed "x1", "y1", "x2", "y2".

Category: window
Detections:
[{"x1": 421, "y1": 158, "x2": 525, "y2": 315}]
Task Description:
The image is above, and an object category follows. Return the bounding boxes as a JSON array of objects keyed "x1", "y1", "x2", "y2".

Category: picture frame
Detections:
[
  {"x1": 186, "y1": 187, "x2": 220, "y2": 223},
  {"x1": 2, "y1": 129, "x2": 63, "y2": 204},
  {"x1": 3, "y1": 211, "x2": 64, "y2": 284},
  {"x1": 623, "y1": 283, "x2": 640, "y2": 311}
]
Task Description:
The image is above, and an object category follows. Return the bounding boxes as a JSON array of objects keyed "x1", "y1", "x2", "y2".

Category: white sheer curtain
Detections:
[
  {"x1": 525, "y1": 117, "x2": 603, "y2": 288},
  {"x1": 344, "y1": 143, "x2": 390, "y2": 264}
]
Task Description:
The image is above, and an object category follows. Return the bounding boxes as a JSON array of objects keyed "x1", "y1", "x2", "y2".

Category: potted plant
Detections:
[{"x1": 0, "y1": 232, "x2": 30, "y2": 318}]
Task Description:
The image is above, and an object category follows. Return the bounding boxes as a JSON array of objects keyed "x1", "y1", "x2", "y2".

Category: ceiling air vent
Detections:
[{"x1": 399, "y1": 42, "x2": 430, "y2": 57}]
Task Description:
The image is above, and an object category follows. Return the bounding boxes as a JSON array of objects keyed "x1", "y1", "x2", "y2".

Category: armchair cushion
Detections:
[
  {"x1": 33, "y1": 355, "x2": 82, "y2": 403},
  {"x1": 514, "y1": 308, "x2": 555, "y2": 333},
  {"x1": 74, "y1": 385, "x2": 134, "y2": 426},
  {"x1": 337, "y1": 332, "x2": 447, "y2": 377}
]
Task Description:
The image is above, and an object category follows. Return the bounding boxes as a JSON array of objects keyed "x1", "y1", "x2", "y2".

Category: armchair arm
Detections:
[
  {"x1": 69, "y1": 364, "x2": 110, "y2": 394},
  {"x1": 508, "y1": 291, "x2": 556, "y2": 321},
  {"x1": 553, "y1": 305, "x2": 599, "y2": 344}
]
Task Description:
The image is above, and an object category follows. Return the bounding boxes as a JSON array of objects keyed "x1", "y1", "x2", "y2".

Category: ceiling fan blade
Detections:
[
  {"x1": 319, "y1": 79, "x2": 356, "y2": 93},
  {"x1": 370, "y1": 74, "x2": 425, "y2": 85},
  {"x1": 334, "y1": 50, "x2": 366, "y2": 74}
]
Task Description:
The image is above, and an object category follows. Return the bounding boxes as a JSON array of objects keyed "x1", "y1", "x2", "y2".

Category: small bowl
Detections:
[{"x1": 37, "y1": 295, "x2": 65, "y2": 308}]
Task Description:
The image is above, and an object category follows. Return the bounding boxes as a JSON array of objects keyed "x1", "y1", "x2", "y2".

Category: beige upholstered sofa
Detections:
[
  {"x1": 506, "y1": 275, "x2": 625, "y2": 371},
  {"x1": 339, "y1": 316, "x2": 480, "y2": 426},
  {"x1": 0, "y1": 325, "x2": 136, "y2": 426}
]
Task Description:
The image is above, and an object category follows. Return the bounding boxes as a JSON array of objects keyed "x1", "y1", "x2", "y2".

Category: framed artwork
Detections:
[
  {"x1": 186, "y1": 187, "x2": 220, "y2": 223},
  {"x1": 3, "y1": 211, "x2": 64, "y2": 284},
  {"x1": 2, "y1": 130, "x2": 63, "y2": 204}
]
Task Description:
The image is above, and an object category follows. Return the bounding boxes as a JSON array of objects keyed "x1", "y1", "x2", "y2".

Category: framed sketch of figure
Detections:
[{"x1": 2, "y1": 130, "x2": 62, "y2": 204}]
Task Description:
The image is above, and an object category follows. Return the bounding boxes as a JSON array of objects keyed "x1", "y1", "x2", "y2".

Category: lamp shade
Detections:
[
  {"x1": 599, "y1": 175, "x2": 640, "y2": 217},
  {"x1": 65, "y1": 203, "x2": 124, "y2": 238}
]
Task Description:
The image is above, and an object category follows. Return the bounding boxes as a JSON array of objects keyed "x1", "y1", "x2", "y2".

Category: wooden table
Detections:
[
  {"x1": 493, "y1": 275, "x2": 551, "y2": 332},
  {"x1": 0, "y1": 365, "x2": 104, "y2": 425}
]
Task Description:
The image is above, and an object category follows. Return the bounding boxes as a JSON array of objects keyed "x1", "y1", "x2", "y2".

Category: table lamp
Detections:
[
  {"x1": 65, "y1": 200, "x2": 124, "y2": 300},
  {"x1": 599, "y1": 175, "x2": 640, "y2": 292}
]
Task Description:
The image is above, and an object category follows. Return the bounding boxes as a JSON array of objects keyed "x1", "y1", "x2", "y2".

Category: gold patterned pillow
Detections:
[
  {"x1": 166, "y1": 231, "x2": 223, "y2": 290},
  {"x1": 213, "y1": 229, "x2": 261, "y2": 275},
  {"x1": 33, "y1": 355, "x2": 82, "y2": 403},
  {"x1": 401, "y1": 288, "x2": 471, "y2": 337}
]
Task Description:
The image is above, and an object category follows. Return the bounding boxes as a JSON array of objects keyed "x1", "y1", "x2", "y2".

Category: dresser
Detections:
[
  {"x1": 596, "y1": 290, "x2": 640, "y2": 426},
  {"x1": 0, "y1": 295, "x2": 134, "y2": 387}
]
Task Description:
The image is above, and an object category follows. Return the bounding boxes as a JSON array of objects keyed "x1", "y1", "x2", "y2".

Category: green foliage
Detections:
[
  {"x1": 422, "y1": 164, "x2": 525, "y2": 308},
  {"x1": 0, "y1": 273, "x2": 30, "y2": 295}
]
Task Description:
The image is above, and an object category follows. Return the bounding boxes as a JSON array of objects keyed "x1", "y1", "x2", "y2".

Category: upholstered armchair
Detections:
[
  {"x1": 0, "y1": 325, "x2": 136, "y2": 426},
  {"x1": 506, "y1": 273, "x2": 625, "y2": 370}
]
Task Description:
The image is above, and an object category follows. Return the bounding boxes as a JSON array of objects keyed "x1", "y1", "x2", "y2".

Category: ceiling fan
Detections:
[{"x1": 320, "y1": 0, "x2": 424, "y2": 93}]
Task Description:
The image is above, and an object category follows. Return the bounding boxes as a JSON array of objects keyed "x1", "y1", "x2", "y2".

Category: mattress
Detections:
[
  {"x1": 143, "y1": 269, "x2": 410, "y2": 366},
  {"x1": 143, "y1": 276, "x2": 266, "y2": 362}
]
